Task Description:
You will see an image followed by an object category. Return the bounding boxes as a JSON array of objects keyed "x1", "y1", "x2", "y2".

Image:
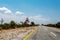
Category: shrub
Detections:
[
  {"x1": 56, "y1": 22, "x2": 60, "y2": 28},
  {"x1": 22, "y1": 22, "x2": 30, "y2": 27},
  {"x1": 3, "y1": 23, "x2": 10, "y2": 29},
  {"x1": 31, "y1": 22, "x2": 35, "y2": 26},
  {"x1": 9, "y1": 21, "x2": 16, "y2": 28},
  {"x1": 0, "y1": 25, "x2": 2, "y2": 30}
]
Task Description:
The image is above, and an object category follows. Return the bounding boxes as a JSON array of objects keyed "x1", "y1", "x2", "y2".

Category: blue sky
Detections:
[{"x1": 0, "y1": 0, "x2": 60, "y2": 24}]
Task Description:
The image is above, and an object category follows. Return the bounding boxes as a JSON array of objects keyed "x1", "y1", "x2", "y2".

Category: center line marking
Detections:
[{"x1": 50, "y1": 32, "x2": 56, "y2": 37}]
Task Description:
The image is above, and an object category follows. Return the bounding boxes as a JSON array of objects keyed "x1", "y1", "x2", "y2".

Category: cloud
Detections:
[
  {"x1": 0, "y1": 13, "x2": 20, "y2": 23},
  {"x1": 28, "y1": 16, "x2": 50, "y2": 24},
  {"x1": 0, "y1": 7, "x2": 50, "y2": 24},
  {"x1": 0, "y1": 13, "x2": 50, "y2": 24},
  {"x1": 15, "y1": 11, "x2": 24, "y2": 15},
  {"x1": 0, "y1": 7, "x2": 24, "y2": 15},
  {"x1": 29, "y1": 16, "x2": 50, "y2": 21},
  {"x1": 0, "y1": 7, "x2": 12, "y2": 14}
]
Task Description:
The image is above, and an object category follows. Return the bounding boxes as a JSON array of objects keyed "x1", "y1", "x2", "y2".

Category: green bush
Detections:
[
  {"x1": 3, "y1": 23, "x2": 10, "y2": 29},
  {"x1": 0, "y1": 25, "x2": 2, "y2": 30},
  {"x1": 0, "y1": 19, "x2": 39, "y2": 30},
  {"x1": 9, "y1": 21, "x2": 16, "y2": 28},
  {"x1": 0, "y1": 25, "x2": 3, "y2": 29},
  {"x1": 31, "y1": 22, "x2": 35, "y2": 26},
  {"x1": 45, "y1": 22, "x2": 60, "y2": 28},
  {"x1": 22, "y1": 22, "x2": 30, "y2": 27},
  {"x1": 56, "y1": 22, "x2": 60, "y2": 28}
]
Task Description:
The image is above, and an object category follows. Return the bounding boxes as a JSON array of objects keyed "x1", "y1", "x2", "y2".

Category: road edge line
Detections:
[
  {"x1": 23, "y1": 31, "x2": 33, "y2": 40},
  {"x1": 23, "y1": 28, "x2": 38, "y2": 40}
]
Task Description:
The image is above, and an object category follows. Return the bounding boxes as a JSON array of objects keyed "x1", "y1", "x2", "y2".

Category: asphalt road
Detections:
[{"x1": 28, "y1": 26, "x2": 60, "y2": 40}]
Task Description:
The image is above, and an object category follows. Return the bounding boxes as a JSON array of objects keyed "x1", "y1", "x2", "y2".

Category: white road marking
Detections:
[{"x1": 50, "y1": 32, "x2": 56, "y2": 37}]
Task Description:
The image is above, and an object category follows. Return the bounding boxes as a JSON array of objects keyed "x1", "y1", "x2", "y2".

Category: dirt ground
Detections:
[{"x1": 0, "y1": 26, "x2": 38, "y2": 40}]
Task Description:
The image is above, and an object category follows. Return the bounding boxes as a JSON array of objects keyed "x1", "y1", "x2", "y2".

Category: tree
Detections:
[
  {"x1": 31, "y1": 22, "x2": 35, "y2": 26},
  {"x1": 22, "y1": 18, "x2": 30, "y2": 27},
  {"x1": 3, "y1": 23, "x2": 9, "y2": 29},
  {"x1": 10, "y1": 20, "x2": 16, "y2": 28},
  {"x1": 23, "y1": 22, "x2": 29, "y2": 27},
  {"x1": 0, "y1": 18, "x2": 4, "y2": 30},
  {"x1": 41, "y1": 24, "x2": 44, "y2": 26},
  {"x1": 56, "y1": 22, "x2": 60, "y2": 28}
]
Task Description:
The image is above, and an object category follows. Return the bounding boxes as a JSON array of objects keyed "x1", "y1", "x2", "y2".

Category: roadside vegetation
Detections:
[
  {"x1": 0, "y1": 18, "x2": 39, "y2": 30},
  {"x1": 43, "y1": 22, "x2": 60, "y2": 28}
]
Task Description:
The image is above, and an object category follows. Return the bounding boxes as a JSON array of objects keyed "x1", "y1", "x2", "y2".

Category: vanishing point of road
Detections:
[{"x1": 28, "y1": 26, "x2": 60, "y2": 40}]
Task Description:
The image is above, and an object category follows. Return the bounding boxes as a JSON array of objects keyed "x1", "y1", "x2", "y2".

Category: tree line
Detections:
[
  {"x1": 0, "y1": 18, "x2": 39, "y2": 30},
  {"x1": 44, "y1": 22, "x2": 60, "y2": 28}
]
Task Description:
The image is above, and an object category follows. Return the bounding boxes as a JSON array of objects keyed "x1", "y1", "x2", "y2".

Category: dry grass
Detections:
[{"x1": 0, "y1": 26, "x2": 38, "y2": 40}]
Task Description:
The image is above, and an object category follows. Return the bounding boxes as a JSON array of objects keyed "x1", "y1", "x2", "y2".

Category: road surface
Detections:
[{"x1": 28, "y1": 26, "x2": 60, "y2": 40}]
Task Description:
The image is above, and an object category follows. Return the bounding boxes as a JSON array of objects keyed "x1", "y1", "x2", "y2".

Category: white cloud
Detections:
[
  {"x1": 0, "y1": 7, "x2": 50, "y2": 24},
  {"x1": 0, "y1": 7, "x2": 25, "y2": 15},
  {"x1": 0, "y1": 13, "x2": 50, "y2": 24},
  {"x1": 28, "y1": 16, "x2": 50, "y2": 24},
  {"x1": 15, "y1": 11, "x2": 24, "y2": 15},
  {"x1": 0, "y1": 7, "x2": 12, "y2": 14},
  {"x1": 29, "y1": 16, "x2": 50, "y2": 21}
]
